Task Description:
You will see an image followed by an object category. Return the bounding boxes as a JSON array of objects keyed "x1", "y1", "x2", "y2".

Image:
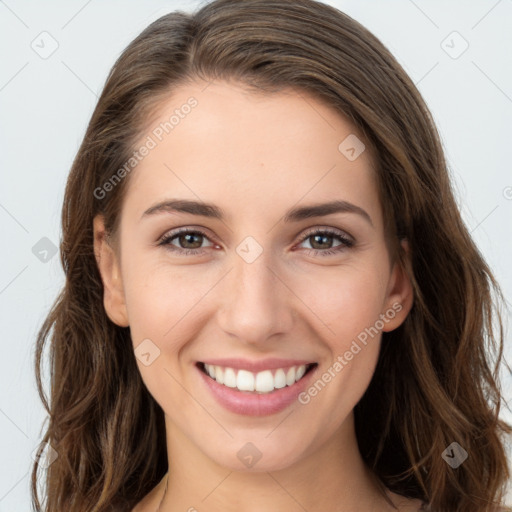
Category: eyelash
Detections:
[{"x1": 157, "y1": 227, "x2": 354, "y2": 257}]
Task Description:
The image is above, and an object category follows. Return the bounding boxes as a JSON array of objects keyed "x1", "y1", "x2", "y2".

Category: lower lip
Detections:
[{"x1": 197, "y1": 363, "x2": 318, "y2": 416}]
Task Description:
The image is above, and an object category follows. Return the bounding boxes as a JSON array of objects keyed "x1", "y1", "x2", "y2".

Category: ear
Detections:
[
  {"x1": 93, "y1": 215, "x2": 129, "y2": 327},
  {"x1": 381, "y1": 239, "x2": 413, "y2": 332}
]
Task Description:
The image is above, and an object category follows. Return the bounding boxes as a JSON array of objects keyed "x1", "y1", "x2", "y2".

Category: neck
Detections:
[{"x1": 157, "y1": 412, "x2": 396, "y2": 512}]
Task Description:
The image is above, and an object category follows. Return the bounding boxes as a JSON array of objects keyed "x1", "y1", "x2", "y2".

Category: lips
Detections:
[{"x1": 196, "y1": 359, "x2": 319, "y2": 416}]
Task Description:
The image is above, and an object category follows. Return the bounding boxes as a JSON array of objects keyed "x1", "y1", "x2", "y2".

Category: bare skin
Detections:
[
  {"x1": 94, "y1": 79, "x2": 422, "y2": 512},
  {"x1": 131, "y1": 471, "x2": 424, "y2": 512}
]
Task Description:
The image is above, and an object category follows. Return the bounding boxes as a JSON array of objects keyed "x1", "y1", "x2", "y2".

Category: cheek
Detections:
[
  {"x1": 292, "y1": 264, "x2": 387, "y2": 407},
  {"x1": 123, "y1": 264, "x2": 203, "y2": 347},
  {"x1": 121, "y1": 256, "x2": 206, "y2": 409},
  {"x1": 120, "y1": 237, "x2": 191, "y2": 320},
  {"x1": 293, "y1": 262, "x2": 389, "y2": 345}
]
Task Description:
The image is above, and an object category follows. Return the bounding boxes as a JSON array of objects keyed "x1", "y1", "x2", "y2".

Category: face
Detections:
[{"x1": 94, "y1": 79, "x2": 412, "y2": 473}]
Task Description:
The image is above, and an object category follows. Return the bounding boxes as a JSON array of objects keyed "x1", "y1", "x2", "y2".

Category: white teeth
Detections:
[
  {"x1": 295, "y1": 365, "x2": 306, "y2": 381},
  {"x1": 286, "y1": 367, "x2": 296, "y2": 386},
  {"x1": 215, "y1": 365, "x2": 224, "y2": 385},
  {"x1": 237, "y1": 370, "x2": 254, "y2": 391},
  {"x1": 223, "y1": 367, "x2": 237, "y2": 388},
  {"x1": 255, "y1": 370, "x2": 274, "y2": 393},
  {"x1": 202, "y1": 363, "x2": 311, "y2": 393},
  {"x1": 274, "y1": 368, "x2": 287, "y2": 389}
]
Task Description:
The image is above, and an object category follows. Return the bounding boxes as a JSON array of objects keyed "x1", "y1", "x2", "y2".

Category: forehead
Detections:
[{"x1": 122, "y1": 80, "x2": 382, "y2": 230}]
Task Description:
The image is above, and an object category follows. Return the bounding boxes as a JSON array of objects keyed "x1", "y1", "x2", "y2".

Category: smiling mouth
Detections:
[{"x1": 197, "y1": 362, "x2": 318, "y2": 394}]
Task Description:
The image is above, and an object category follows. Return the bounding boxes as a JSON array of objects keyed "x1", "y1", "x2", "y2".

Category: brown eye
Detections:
[
  {"x1": 158, "y1": 228, "x2": 214, "y2": 255},
  {"x1": 173, "y1": 232, "x2": 204, "y2": 249},
  {"x1": 297, "y1": 228, "x2": 354, "y2": 256},
  {"x1": 308, "y1": 233, "x2": 335, "y2": 250}
]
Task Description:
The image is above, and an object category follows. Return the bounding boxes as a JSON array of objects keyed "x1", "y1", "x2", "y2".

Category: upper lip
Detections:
[{"x1": 199, "y1": 358, "x2": 316, "y2": 373}]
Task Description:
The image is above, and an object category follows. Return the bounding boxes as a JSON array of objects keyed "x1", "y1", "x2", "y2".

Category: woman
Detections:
[{"x1": 31, "y1": 1, "x2": 512, "y2": 511}]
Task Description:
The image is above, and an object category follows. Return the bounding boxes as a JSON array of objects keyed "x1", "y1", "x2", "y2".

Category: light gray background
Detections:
[{"x1": 1, "y1": 0, "x2": 511, "y2": 509}]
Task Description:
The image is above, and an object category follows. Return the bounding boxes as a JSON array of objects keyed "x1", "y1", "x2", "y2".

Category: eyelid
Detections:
[
  {"x1": 298, "y1": 225, "x2": 354, "y2": 243},
  {"x1": 157, "y1": 225, "x2": 355, "y2": 254},
  {"x1": 157, "y1": 226, "x2": 216, "y2": 246}
]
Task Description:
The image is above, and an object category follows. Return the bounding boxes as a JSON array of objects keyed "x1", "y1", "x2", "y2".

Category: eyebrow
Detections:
[{"x1": 141, "y1": 198, "x2": 373, "y2": 227}]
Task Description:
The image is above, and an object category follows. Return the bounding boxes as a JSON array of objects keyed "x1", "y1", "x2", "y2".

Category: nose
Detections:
[{"x1": 216, "y1": 248, "x2": 295, "y2": 346}]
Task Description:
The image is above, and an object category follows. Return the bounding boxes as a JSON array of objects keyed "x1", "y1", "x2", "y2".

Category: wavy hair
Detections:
[{"x1": 31, "y1": 0, "x2": 512, "y2": 510}]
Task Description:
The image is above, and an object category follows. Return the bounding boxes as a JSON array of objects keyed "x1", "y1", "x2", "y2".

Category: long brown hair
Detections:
[{"x1": 31, "y1": 1, "x2": 512, "y2": 510}]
